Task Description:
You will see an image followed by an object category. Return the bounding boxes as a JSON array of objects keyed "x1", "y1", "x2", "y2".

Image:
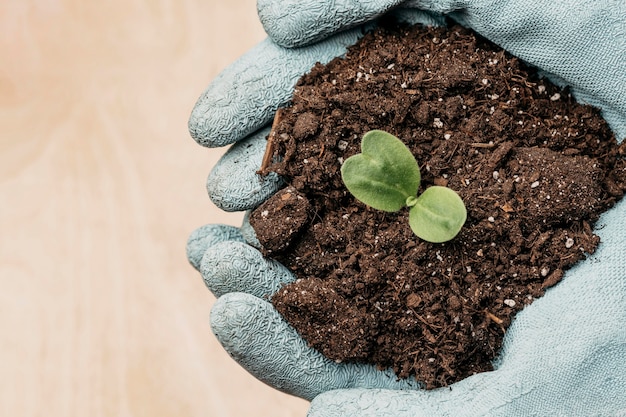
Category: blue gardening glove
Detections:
[{"x1": 187, "y1": 1, "x2": 626, "y2": 416}]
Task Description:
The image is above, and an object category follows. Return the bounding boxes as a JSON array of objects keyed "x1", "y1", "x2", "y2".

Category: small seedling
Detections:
[{"x1": 340, "y1": 130, "x2": 467, "y2": 243}]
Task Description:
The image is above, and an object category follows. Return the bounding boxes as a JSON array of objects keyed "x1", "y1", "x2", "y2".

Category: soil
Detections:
[{"x1": 249, "y1": 23, "x2": 626, "y2": 389}]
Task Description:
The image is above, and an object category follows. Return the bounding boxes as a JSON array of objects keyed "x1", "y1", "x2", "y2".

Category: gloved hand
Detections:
[{"x1": 187, "y1": 1, "x2": 626, "y2": 415}]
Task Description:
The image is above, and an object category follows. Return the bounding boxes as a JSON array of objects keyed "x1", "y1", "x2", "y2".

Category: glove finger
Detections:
[
  {"x1": 207, "y1": 128, "x2": 283, "y2": 212},
  {"x1": 188, "y1": 29, "x2": 366, "y2": 148},
  {"x1": 257, "y1": 0, "x2": 403, "y2": 48},
  {"x1": 186, "y1": 224, "x2": 245, "y2": 271},
  {"x1": 200, "y1": 240, "x2": 295, "y2": 298},
  {"x1": 257, "y1": 0, "x2": 449, "y2": 48},
  {"x1": 211, "y1": 292, "x2": 420, "y2": 401},
  {"x1": 241, "y1": 210, "x2": 261, "y2": 249}
]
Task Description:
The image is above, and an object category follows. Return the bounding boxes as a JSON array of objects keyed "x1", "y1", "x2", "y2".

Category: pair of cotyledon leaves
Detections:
[{"x1": 341, "y1": 130, "x2": 467, "y2": 243}]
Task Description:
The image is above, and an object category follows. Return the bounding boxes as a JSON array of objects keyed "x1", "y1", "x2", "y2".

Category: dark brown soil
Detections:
[{"x1": 249, "y1": 23, "x2": 626, "y2": 389}]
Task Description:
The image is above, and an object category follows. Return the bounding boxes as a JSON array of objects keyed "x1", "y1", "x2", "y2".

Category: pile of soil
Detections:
[{"x1": 249, "y1": 23, "x2": 626, "y2": 389}]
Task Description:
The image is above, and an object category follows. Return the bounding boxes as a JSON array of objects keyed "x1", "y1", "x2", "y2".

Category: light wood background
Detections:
[{"x1": 0, "y1": 1, "x2": 308, "y2": 416}]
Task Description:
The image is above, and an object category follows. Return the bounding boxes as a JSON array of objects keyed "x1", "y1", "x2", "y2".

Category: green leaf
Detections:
[
  {"x1": 409, "y1": 186, "x2": 467, "y2": 243},
  {"x1": 341, "y1": 130, "x2": 421, "y2": 212}
]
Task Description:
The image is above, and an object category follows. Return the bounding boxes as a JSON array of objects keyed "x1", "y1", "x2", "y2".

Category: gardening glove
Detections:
[{"x1": 187, "y1": 0, "x2": 626, "y2": 415}]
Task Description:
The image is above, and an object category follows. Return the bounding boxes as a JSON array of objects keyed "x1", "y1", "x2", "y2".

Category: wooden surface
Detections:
[{"x1": 0, "y1": 1, "x2": 308, "y2": 416}]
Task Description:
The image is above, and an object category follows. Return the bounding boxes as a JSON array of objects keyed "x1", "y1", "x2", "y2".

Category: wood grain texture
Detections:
[{"x1": 0, "y1": 1, "x2": 308, "y2": 416}]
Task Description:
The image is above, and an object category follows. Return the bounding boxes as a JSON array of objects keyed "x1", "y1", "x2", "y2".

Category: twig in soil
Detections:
[
  {"x1": 445, "y1": 143, "x2": 459, "y2": 163},
  {"x1": 510, "y1": 74, "x2": 537, "y2": 88},
  {"x1": 485, "y1": 310, "x2": 504, "y2": 325},
  {"x1": 259, "y1": 108, "x2": 284, "y2": 173},
  {"x1": 470, "y1": 142, "x2": 496, "y2": 148}
]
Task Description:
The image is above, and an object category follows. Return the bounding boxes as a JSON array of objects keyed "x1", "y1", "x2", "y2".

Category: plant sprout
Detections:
[{"x1": 340, "y1": 130, "x2": 467, "y2": 243}]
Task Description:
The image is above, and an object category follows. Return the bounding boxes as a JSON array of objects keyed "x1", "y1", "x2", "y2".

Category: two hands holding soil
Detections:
[{"x1": 187, "y1": 1, "x2": 626, "y2": 416}]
